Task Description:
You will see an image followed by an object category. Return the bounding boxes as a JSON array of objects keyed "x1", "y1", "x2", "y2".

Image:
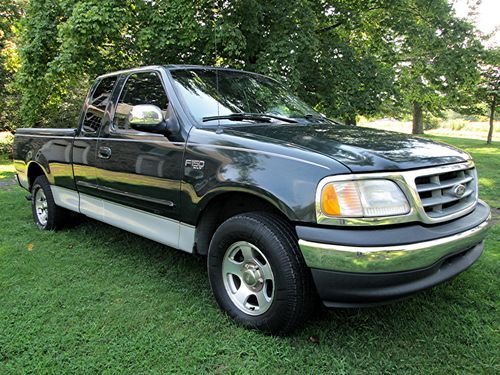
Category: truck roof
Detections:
[{"x1": 96, "y1": 64, "x2": 250, "y2": 80}]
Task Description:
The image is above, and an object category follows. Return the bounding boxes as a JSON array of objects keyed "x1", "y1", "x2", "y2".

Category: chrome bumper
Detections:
[{"x1": 299, "y1": 213, "x2": 492, "y2": 273}]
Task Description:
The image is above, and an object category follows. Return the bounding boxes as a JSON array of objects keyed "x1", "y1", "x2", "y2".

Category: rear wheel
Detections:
[
  {"x1": 31, "y1": 175, "x2": 70, "y2": 230},
  {"x1": 208, "y1": 212, "x2": 315, "y2": 334}
]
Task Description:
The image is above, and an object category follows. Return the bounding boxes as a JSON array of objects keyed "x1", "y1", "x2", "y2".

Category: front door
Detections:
[{"x1": 94, "y1": 71, "x2": 189, "y2": 250}]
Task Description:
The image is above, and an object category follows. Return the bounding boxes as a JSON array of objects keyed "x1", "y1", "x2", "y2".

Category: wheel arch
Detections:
[
  {"x1": 26, "y1": 161, "x2": 49, "y2": 191},
  {"x1": 194, "y1": 190, "x2": 296, "y2": 256}
]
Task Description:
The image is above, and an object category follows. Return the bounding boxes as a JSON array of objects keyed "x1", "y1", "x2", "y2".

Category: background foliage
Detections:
[{"x1": 0, "y1": 0, "x2": 498, "y2": 135}]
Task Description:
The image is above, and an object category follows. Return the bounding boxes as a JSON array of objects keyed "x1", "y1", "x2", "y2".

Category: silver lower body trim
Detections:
[
  {"x1": 16, "y1": 173, "x2": 29, "y2": 190},
  {"x1": 52, "y1": 185, "x2": 80, "y2": 211},
  {"x1": 299, "y1": 213, "x2": 492, "y2": 273},
  {"x1": 51, "y1": 185, "x2": 194, "y2": 253}
]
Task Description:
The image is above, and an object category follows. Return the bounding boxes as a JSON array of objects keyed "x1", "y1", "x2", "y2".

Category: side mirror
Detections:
[
  {"x1": 128, "y1": 105, "x2": 167, "y2": 134},
  {"x1": 128, "y1": 104, "x2": 180, "y2": 136}
]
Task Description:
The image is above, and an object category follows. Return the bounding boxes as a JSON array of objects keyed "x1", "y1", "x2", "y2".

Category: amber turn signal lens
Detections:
[{"x1": 321, "y1": 184, "x2": 341, "y2": 216}]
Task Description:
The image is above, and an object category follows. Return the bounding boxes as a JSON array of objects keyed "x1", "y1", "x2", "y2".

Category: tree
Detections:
[
  {"x1": 15, "y1": 0, "x2": 217, "y2": 128},
  {"x1": 0, "y1": 0, "x2": 25, "y2": 131},
  {"x1": 15, "y1": 0, "x2": 67, "y2": 128},
  {"x1": 11, "y1": 0, "x2": 485, "y2": 133},
  {"x1": 13, "y1": 0, "x2": 403, "y2": 128},
  {"x1": 378, "y1": 0, "x2": 483, "y2": 134},
  {"x1": 297, "y1": 1, "x2": 397, "y2": 124},
  {"x1": 211, "y1": 0, "x2": 397, "y2": 124},
  {"x1": 477, "y1": 49, "x2": 499, "y2": 144}
]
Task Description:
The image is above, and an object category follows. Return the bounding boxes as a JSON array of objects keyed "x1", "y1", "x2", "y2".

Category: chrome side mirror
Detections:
[{"x1": 128, "y1": 104, "x2": 167, "y2": 133}]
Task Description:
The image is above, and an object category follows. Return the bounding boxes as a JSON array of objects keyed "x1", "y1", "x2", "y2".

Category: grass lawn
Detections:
[
  {"x1": 360, "y1": 118, "x2": 499, "y2": 143},
  {"x1": 0, "y1": 135, "x2": 498, "y2": 374}
]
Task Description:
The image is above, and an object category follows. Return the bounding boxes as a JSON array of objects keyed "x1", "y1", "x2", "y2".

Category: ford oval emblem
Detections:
[{"x1": 453, "y1": 184, "x2": 466, "y2": 197}]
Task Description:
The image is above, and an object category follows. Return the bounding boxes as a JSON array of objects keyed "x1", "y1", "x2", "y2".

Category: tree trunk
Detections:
[
  {"x1": 345, "y1": 114, "x2": 357, "y2": 126},
  {"x1": 412, "y1": 102, "x2": 424, "y2": 134},
  {"x1": 487, "y1": 97, "x2": 496, "y2": 144}
]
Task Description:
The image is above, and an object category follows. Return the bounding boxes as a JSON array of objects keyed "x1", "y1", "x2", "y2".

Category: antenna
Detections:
[{"x1": 214, "y1": 8, "x2": 221, "y2": 133}]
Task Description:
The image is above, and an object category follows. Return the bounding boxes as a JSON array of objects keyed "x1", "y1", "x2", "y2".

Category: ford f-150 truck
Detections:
[{"x1": 14, "y1": 65, "x2": 491, "y2": 334}]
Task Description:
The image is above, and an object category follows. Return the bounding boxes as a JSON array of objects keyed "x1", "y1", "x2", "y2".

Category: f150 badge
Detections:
[{"x1": 185, "y1": 159, "x2": 205, "y2": 170}]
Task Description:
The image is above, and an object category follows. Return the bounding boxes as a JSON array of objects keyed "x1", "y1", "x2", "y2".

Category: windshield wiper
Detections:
[
  {"x1": 302, "y1": 114, "x2": 341, "y2": 125},
  {"x1": 202, "y1": 112, "x2": 298, "y2": 124}
]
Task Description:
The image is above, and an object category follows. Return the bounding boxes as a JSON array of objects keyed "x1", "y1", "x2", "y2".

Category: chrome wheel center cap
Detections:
[
  {"x1": 243, "y1": 270, "x2": 256, "y2": 285},
  {"x1": 242, "y1": 263, "x2": 264, "y2": 291}
]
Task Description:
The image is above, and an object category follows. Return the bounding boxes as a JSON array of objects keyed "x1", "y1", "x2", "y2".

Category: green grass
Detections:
[
  {"x1": 0, "y1": 136, "x2": 499, "y2": 374},
  {"x1": 0, "y1": 160, "x2": 15, "y2": 181},
  {"x1": 360, "y1": 119, "x2": 499, "y2": 142}
]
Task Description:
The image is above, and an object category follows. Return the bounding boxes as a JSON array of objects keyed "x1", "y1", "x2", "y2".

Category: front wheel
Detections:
[{"x1": 208, "y1": 212, "x2": 315, "y2": 334}]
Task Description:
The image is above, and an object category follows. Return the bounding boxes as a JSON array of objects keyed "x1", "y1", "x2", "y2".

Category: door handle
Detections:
[{"x1": 98, "y1": 146, "x2": 112, "y2": 159}]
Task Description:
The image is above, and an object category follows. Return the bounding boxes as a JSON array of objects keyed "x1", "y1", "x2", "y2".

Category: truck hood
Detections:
[{"x1": 225, "y1": 123, "x2": 470, "y2": 172}]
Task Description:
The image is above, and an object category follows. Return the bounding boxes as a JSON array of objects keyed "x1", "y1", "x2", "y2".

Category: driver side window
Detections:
[{"x1": 114, "y1": 72, "x2": 169, "y2": 130}]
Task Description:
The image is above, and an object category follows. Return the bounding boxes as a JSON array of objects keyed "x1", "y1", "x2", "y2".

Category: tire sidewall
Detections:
[
  {"x1": 31, "y1": 177, "x2": 56, "y2": 230},
  {"x1": 208, "y1": 215, "x2": 303, "y2": 332}
]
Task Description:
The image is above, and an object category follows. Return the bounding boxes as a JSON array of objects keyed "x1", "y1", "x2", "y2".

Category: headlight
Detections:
[{"x1": 321, "y1": 180, "x2": 410, "y2": 218}]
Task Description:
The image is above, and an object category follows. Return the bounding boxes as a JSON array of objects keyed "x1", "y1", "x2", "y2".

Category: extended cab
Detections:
[{"x1": 14, "y1": 65, "x2": 491, "y2": 334}]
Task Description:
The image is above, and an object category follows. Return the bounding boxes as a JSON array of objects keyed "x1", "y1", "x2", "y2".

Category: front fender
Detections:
[
  {"x1": 189, "y1": 184, "x2": 299, "y2": 222},
  {"x1": 179, "y1": 128, "x2": 350, "y2": 225}
]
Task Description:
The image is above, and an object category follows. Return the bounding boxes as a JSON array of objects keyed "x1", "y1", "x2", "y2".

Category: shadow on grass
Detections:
[
  {"x1": 64, "y1": 214, "x2": 490, "y2": 343},
  {"x1": 2, "y1": 180, "x2": 497, "y2": 373},
  {"x1": 63, "y1": 215, "x2": 209, "y2": 296}
]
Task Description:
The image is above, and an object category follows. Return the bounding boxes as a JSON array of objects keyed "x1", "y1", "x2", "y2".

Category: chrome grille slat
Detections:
[
  {"x1": 414, "y1": 164, "x2": 477, "y2": 219},
  {"x1": 427, "y1": 199, "x2": 477, "y2": 218},
  {"x1": 421, "y1": 188, "x2": 474, "y2": 207},
  {"x1": 416, "y1": 175, "x2": 473, "y2": 193}
]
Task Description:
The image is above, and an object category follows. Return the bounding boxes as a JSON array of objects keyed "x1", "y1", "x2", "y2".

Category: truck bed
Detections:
[{"x1": 15, "y1": 128, "x2": 77, "y2": 137}]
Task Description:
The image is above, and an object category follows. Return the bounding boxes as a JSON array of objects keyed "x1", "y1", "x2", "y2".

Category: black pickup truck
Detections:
[{"x1": 14, "y1": 65, "x2": 491, "y2": 334}]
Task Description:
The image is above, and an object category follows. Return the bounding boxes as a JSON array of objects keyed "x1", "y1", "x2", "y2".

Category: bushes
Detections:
[
  {"x1": 424, "y1": 116, "x2": 441, "y2": 130},
  {"x1": 448, "y1": 119, "x2": 467, "y2": 131},
  {"x1": 435, "y1": 119, "x2": 468, "y2": 132},
  {"x1": 0, "y1": 132, "x2": 14, "y2": 158},
  {"x1": 423, "y1": 117, "x2": 470, "y2": 132}
]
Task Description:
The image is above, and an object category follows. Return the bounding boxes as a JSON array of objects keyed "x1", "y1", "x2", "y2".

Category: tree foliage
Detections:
[
  {"x1": 476, "y1": 48, "x2": 499, "y2": 143},
  {"x1": 2, "y1": 0, "x2": 489, "y2": 134},
  {"x1": 0, "y1": 0, "x2": 25, "y2": 132},
  {"x1": 388, "y1": 0, "x2": 483, "y2": 133}
]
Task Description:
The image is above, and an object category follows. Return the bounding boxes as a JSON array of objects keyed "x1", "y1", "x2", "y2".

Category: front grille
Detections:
[{"x1": 414, "y1": 166, "x2": 477, "y2": 219}]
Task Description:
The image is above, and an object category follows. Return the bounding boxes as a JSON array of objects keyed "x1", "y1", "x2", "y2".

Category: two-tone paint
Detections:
[
  {"x1": 14, "y1": 66, "x2": 476, "y2": 245},
  {"x1": 13, "y1": 65, "x2": 493, "y2": 308},
  {"x1": 12, "y1": 65, "x2": 477, "y2": 255}
]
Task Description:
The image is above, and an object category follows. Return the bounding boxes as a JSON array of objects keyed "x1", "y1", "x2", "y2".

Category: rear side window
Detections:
[
  {"x1": 81, "y1": 77, "x2": 117, "y2": 133},
  {"x1": 114, "y1": 72, "x2": 169, "y2": 130}
]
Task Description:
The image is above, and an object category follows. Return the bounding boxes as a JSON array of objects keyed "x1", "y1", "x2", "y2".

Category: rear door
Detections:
[
  {"x1": 95, "y1": 70, "x2": 185, "y2": 223},
  {"x1": 73, "y1": 76, "x2": 118, "y2": 197}
]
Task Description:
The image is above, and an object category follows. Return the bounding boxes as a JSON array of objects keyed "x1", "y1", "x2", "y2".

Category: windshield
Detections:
[{"x1": 169, "y1": 68, "x2": 324, "y2": 125}]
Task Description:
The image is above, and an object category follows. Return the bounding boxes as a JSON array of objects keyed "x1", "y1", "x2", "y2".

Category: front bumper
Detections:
[
  {"x1": 297, "y1": 200, "x2": 491, "y2": 306},
  {"x1": 312, "y1": 242, "x2": 484, "y2": 307}
]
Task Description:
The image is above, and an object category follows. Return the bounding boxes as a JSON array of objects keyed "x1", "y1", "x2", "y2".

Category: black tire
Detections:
[
  {"x1": 31, "y1": 175, "x2": 70, "y2": 230},
  {"x1": 208, "y1": 212, "x2": 316, "y2": 334}
]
